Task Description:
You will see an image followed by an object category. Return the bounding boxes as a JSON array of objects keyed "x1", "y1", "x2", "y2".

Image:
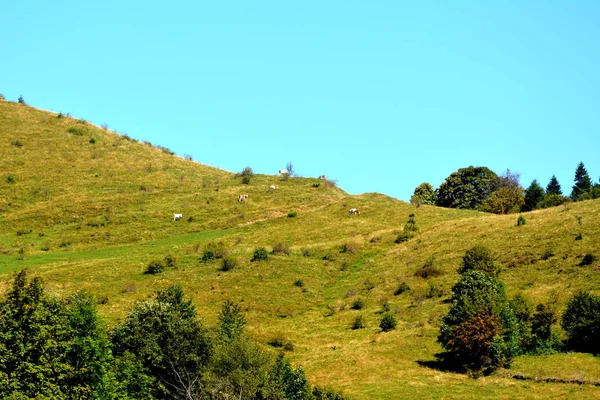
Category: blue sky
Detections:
[{"x1": 2, "y1": 1, "x2": 599, "y2": 201}]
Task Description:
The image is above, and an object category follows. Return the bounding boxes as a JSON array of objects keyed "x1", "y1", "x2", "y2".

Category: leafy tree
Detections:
[
  {"x1": 0, "y1": 271, "x2": 115, "y2": 399},
  {"x1": 571, "y1": 162, "x2": 593, "y2": 200},
  {"x1": 482, "y1": 186, "x2": 524, "y2": 214},
  {"x1": 219, "y1": 300, "x2": 246, "y2": 342},
  {"x1": 458, "y1": 246, "x2": 499, "y2": 276},
  {"x1": 438, "y1": 271, "x2": 518, "y2": 372},
  {"x1": 436, "y1": 166, "x2": 499, "y2": 209},
  {"x1": 269, "y1": 353, "x2": 311, "y2": 400},
  {"x1": 561, "y1": 291, "x2": 600, "y2": 354},
  {"x1": 411, "y1": 182, "x2": 438, "y2": 206},
  {"x1": 111, "y1": 285, "x2": 212, "y2": 399},
  {"x1": 522, "y1": 179, "x2": 545, "y2": 211},
  {"x1": 546, "y1": 175, "x2": 562, "y2": 195}
]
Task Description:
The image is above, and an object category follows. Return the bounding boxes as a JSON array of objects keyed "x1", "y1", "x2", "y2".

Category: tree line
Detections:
[
  {"x1": 437, "y1": 246, "x2": 600, "y2": 375},
  {"x1": 0, "y1": 270, "x2": 346, "y2": 400},
  {"x1": 411, "y1": 162, "x2": 600, "y2": 213}
]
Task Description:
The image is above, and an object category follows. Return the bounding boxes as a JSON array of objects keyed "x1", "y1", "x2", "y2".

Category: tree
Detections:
[
  {"x1": 482, "y1": 186, "x2": 524, "y2": 214},
  {"x1": 522, "y1": 180, "x2": 545, "y2": 211},
  {"x1": 561, "y1": 291, "x2": 600, "y2": 354},
  {"x1": 546, "y1": 175, "x2": 562, "y2": 195},
  {"x1": 111, "y1": 285, "x2": 212, "y2": 399},
  {"x1": 571, "y1": 162, "x2": 593, "y2": 200},
  {"x1": 458, "y1": 246, "x2": 499, "y2": 276},
  {"x1": 436, "y1": 166, "x2": 499, "y2": 210},
  {"x1": 411, "y1": 182, "x2": 438, "y2": 205},
  {"x1": 286, "y1": 161, "x2": 296, "y2": 177},
  {"x1": 219, "y1": 300, "x2": 246, "y2": 342},
  {"x1": 0, "y1": 271, "x2": 115, "y2": 399}
]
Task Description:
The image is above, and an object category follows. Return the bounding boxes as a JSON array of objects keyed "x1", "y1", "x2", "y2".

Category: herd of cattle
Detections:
[{"x1": 172, "y1": 171, "x2": 359, "y2": 222}]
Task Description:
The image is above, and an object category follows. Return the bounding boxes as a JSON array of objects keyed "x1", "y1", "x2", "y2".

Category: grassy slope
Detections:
[{"x1": 1, "y1": 100, "x2": 599, "y2": 399}]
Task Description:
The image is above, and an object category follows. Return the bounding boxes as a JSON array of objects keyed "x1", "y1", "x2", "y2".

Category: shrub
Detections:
[
  {"x1": 67, "y1": 127, "x2": 84, "y2": 136},
  {"x1": 200, "y1": 242, "x2": 228, "y2": 262},
  {"x1": 287, "y1": 211, "x2": 298, "y2": 218},
  {"x1": 538, "y1": 194, "x2": 569, "y2": 209},
  {"x1": 6, "y1": 175, "x2": 16, "y2": 184},
  {"x1": 272, "y1": 243, "x2": 290, "y2": 255},
  {"x1": 294, "y1": 279, "x2": 304, "y2": 287},
  {"x1": 380, "y1": 313, "x2": 397, "y2": 332},
  {"x1": 404, "y1": 214, "x2": 419, "y2": 232},
  {"x1": 163, "y1": 255, "x2": 176, "y2": 268},
  {"x1": 89, "y1": 138, "x2": 96, "y2": 144},
  {"x1": 561, "y1": 291, "x2": 600, "y2": 354},
  {"x1": 575, "y1": 233, "x2": 583, "y2": 241},
  {"x1": 394, "y1": 282, "x2": 411, "y2": 296},
  {"x1": 579, "y1": 253, "x2": 597, "y2": 266},
  {"x1": 517, "y1": 215, "x2": 526, "y2": 226},
  {"x1": 458, "y1": 245, "x2": 499, "y2": 276},
  {"x1": 251, "y1": 247, "x2": 269, "y2": 262},
  {"x1": 394, "y1": 232, "x2": 413, "y2": 243},
  {"x1": 312, "y1": 183, "x2": 320, "y2": 188},
  {"x1": 301, "y1": 248, "x2": 312, "y2": 257},
  {"x1": 241, "y1": 176, "x2": 251, "y2": 185},
  {"x1": 144, "y1": 260, "x2": 164, "y2": 274},
  {"x1": 321, "y1": 254, "x2": 336, "y2": 261},
  {"x1": 541, "y1": 248, "x2": 554, "y2": 260},
  {"x1": 414, "y1": 256, "x2": 443, "y2": 279},
  {"x1": 17, "y1": 95, "x2": 25, "y2": 104},
  {"x1": 220, "y1": 257, "x2": 237, "y2": 271},
  {"x1": 352, "y1": 315, "x2": 366, "y2": 330},
  {"x1": 351, "y1": 298, "x2": 365, "y2": 310},
  {"x1": 340, "y1": 242, "x2": 359, "y2": 254},
  {"x1": 11, "y1": 140, "x2": 23, "y2": 147}
]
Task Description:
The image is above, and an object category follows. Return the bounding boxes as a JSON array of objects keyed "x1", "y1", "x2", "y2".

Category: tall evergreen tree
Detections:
[
  {"x1": 546, "y1": 175, "x2": 562, "y2": 195},
  {"x1": 571, "y1": 162, "x2": 593, "y2": 200},
  {"x1": 523, "y1": 180, "x2": 545, "y2": 211}
]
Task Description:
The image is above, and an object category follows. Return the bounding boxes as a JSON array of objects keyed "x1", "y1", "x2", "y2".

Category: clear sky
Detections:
[{"x1": 2, "y1": 1, "x2": 599, "y2": 201}]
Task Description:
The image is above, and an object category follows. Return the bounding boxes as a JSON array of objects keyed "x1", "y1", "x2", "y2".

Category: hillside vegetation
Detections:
[{"x1": 1, "y1": 99, "x2": 600, "y2": 399}]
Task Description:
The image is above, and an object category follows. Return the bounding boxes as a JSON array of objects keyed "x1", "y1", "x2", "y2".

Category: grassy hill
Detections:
[{"x1": 1, "y1": 99, "x2": 600, "y2": 399}]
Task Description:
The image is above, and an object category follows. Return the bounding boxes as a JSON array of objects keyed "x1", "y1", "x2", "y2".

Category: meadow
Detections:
[{"x1": 1, "y1": 99, "x2": 599, "y2": 399}]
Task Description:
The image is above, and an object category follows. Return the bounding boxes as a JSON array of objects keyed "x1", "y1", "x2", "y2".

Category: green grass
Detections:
[{"x1": 2, "y1": 99, "x2": 600, "y2": 399}]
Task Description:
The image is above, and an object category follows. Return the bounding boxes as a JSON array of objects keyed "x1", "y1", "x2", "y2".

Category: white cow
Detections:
[
  {"x1": 238, "y1": 194, "x2": 249, "y2": 202},
  {"x1": 348, "y1": 208, "x2": 360, "y2": 216},
  {"x1": 173, "y1": 213, "x2": 183, "y2": 222},
  {"x1": 278, "y1": 169, "x2": 288, "y2": 175},
  {"x1": 318, "y1": 175, "x2": 327, "y2": 180},
  {"x1": 269, "y1": 185, "x2": 279, "y2": 189}
]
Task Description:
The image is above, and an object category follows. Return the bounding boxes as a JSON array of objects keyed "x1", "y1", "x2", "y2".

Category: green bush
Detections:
[
  {"x1": 251, "y1": 247, "x2": 269, "y2": 262},
  {"x1": 294, "y1": 279, "x2": 304, "y2": 287},
  {"x1": 351, "y1": 298, "x2": 365, "y2": 310},
  {"x1": 301, "y1": 248, "x2": 312, "y2": 257},
  {"x1": 67, "y1": 127, "x2": 84, "y2": 136},
  {"x1": 561, "y1": 291, "x2": 600, "y2": 354},
  {"x1": 414, "y1": 256, "x2": 443, "y2": 279},
  {"x1": 394, "y1": 282, "x2": 411, "y2": 296},
  {"x1": 351, "y1": 315, "x2": 366, "y2": 330},
  {"x1": 575, "y1": 233, "x2": 583, "y2": 241},
  {"x1": 579, "y1": 253, "x2": 597, "y2": 266},
  {"x1": 89, "y1": 138, "x2": 96, "y2": 144},
  {"x1": 144, "y1": 260, "x2": 164, "y2": 274},
  {"x1": 6, "y1": 175, "x2": 16, "y2": 184},
  {"x1": 17, "y1": 95, "x2": 25, "y2": 104},
  {"x1": 379, "y1": 313, "x2": 397, "y2": 332},
  {"x1": 241, "y1": 176, "x2": 251, "y2": 185},
  {"x1": 458, "y1": 245, "x2": 499, "y2": 276},
  {"x1": 517, "y1": 215, "x2": 526, "y2": 226},
  {"x1": 221, "y1": 257, "x2": 237, "y2": 271},
  {"x1": 394, "y1": 232, "x2": 413, "y2": 243},
  {"x1": 287, "y1": 211, "x2": 298, "y2": 218}
]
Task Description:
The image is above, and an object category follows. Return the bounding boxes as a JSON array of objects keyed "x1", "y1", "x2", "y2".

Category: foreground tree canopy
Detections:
[{"x1": 0, "y1": 271, "x2": 347, "y2": 400}]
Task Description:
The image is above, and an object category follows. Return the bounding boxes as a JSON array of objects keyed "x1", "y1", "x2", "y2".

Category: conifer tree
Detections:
[
  {"x1": 571, "y1": 162, "x2": 593, "y2": 200},
  {"x1": 546, "y1": 175, "x2": 562, "y2": 195},
  {"x1": 523, "y1": 180, "x2": 545, "y2": 211}
]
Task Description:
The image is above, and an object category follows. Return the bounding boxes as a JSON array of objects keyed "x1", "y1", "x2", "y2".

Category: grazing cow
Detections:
[
  {"x1": 278, "y1": 169, "x2": 288, "y2": 175},
  {"x1": 348, "y1": 208, "x2": 360, "y2": 216},
  {"x1": 238, "y1": 194, "x2": 249, "y2": 202},
  {"x1": 269, "y1": 185, "x2": 279, "y2": 189},
  {"x1": 318, "y1": 175, "x2": 327, "y2": 180},
  {"x1": 173, "y1": 213, "x2": 183, "y2": 222}
]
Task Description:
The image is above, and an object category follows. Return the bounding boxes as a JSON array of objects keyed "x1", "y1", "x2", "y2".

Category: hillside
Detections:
[{"x1": 1, "y1": 99, "x2": 600, "y2": 399}]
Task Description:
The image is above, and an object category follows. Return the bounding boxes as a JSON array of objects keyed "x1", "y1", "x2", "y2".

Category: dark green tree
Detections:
[
  {"x1": 546, "y1": 175, "x2": 562, "y2": 195},
  {"x1": 436, "y1": 166, "x2": 499, "y2": 210},
  {"x1": 111, "y1": 285, "x2": 212, "y2": 399},
  {"x1": 0, "y1": 271, "x2": 115, "y2": 399},
  {"x1": 411, "y1": 182, "x2": 438, "y2": 205},
  {"x1": 522, "y1": 180, "x2": 545, "y2": 211},
  {"x1": 571, "y1": 162, "x2": 593, "y2": 200},
  {"x1": 219, "y1": 300, "x2": 247, "y2": 342},
  {"x1": 269, "y1": 353, "x2": 311, "y2": 400},
  {"x1": 438, "y1": 271, "x2": 519, "y2": 372},
  {"x1": 458, "y1": 246, "x2": 499, "y2": 276},
  {"x1": 561, "y1": 291, "x2": 600, "y2": 354}
]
